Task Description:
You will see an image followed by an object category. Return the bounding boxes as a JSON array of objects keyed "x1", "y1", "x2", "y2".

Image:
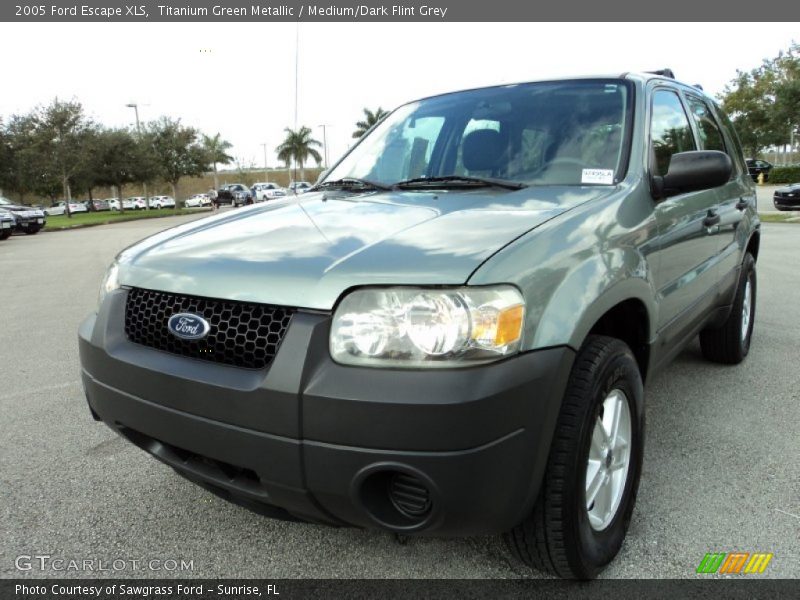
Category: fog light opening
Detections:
[
  {"x1": 358, "y1": 468, "x2": 435, "y2": 531},
  {"x1": 389, "y1": 472, "x2": 432, "y2": 518}
]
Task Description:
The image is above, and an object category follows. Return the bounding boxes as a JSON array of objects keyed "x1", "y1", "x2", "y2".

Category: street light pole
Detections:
[
  {"x1": 318, "y1": 124, "x2": 328, "y2": 170},
  {"x1": 261, "y1": 143, "x2": 269, "y2": 183},
  {"x1": 126, "y1": 102, "x2": 149, "y2": 210}
]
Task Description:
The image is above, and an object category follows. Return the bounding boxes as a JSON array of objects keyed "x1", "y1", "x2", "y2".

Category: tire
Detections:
[
  {"x1": 699, "y1": 252, "x2": 756, "y2": 364},
  {"x1": 505, "y1": 335, "x2": 645, "y2": 579},
  {"x1": 0, "y1": 229, "x2": 11, "y2": 240},
  {"x1": 24, "y1": 226, "x2": 40, "y2": 235}
]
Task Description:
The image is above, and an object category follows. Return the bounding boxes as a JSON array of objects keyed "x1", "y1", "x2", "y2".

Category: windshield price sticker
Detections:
[{"x1": 581, "y1": 169, "x2": 614, "y2": 185}]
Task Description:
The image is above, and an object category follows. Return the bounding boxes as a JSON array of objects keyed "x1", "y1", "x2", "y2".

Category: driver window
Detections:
[{"x1": 650, "y1": 90, "x2": 696, "y2": 176}]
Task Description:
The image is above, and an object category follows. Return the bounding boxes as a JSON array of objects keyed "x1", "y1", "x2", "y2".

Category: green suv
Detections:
[{"x1": 79, "y1": 72, "x2": 759, "y2": 578}]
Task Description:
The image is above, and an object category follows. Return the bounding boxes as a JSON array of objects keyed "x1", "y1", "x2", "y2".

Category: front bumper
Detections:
[
  {"x1": 79, "y1": 289, "x2": 573, "y2": 535},
  {"x1": 12, "y1": 214, "x2": 45, "y2": 230}
]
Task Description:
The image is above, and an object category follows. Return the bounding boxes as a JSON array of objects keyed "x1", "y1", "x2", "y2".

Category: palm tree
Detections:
[
  {"x1": 201, "y1": 132, "x2": 233, "y2": 190},
  {"x1": 352, "y1": 107, "x2": 389, "y2": 139},
  {"x1": 275, "y1": 126, "x2": 322, "y2": 183}
]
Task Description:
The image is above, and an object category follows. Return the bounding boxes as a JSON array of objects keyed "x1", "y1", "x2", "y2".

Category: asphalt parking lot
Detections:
[{"x1": 0, "y1": 214, "x2": 798, "y2": 579}]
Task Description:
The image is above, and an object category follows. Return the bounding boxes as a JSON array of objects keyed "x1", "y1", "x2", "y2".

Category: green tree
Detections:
[
  {"x1": 772, "y1": 43, "x2": 800, "y2": 149},
  {"x1": 2, "y1": 113, "x2": 60, "y2": 203},
  {"x1": 721, "y1": 67, "x2": 782, "y2": 156},
  {"x1": 70, "y1": 125, "x2": 107, "y2": 206},
  {"x1": 146, "y1": 117, "x2": 207, "y2": 203},
  {"x1": 93, "y1": 128, "x2": 153, "y2": 212},
  {"x1": 201, "y1": 132, "x2": 234, "y2": 191},
  {"x1": 352, "y1": 107, "x2": 389, "y2": 139},
  {"x1": 32, "y1": 99, "x2": 95, "y2": 217},
  {"x1": 720, "y1": 42, "x2": 800, "y2": 157},
  {"x1": 275, "y1": 126, "x2": 322, "y2": 182},
  {"x1": 0, "y1": 120, "x2": 10, "y2": 195}
]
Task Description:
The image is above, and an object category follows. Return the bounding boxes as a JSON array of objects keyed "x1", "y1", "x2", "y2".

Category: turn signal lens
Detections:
[
  {"x1": 495, "y1": 304, "x2": 524, "y2": 346},
  {"x1": 472, "y1": 304, "x2": 524, "y2": 348}
]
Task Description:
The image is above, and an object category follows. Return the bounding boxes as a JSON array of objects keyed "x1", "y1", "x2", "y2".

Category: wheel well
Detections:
[
  {"x1": 587, "y1": 299, "x2": 650, "y2": 382},
  {"x1": 746, "y1": 231, "x2": 760, "y2": 262}
]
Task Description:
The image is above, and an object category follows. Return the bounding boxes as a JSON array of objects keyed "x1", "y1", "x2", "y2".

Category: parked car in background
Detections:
[
  {"x1": 184, "y1": 194, "x2": 211, "y2": 208},
  {"x1": 773, "y1": 182, "x2": 800, "y2": 210},
  {"x1": 217, "y1": 184, "x2": 252, "y2": 207},
  {"x1": 125, "y1": 197, "x2": 148, "y2": 210},
  {"x1": 45, "y1": 200, "x2": 88, "y2": 216},
  {"x1": 107, "y1": 198, "x2": 122, "y2": 210},
  {"x1": 84, "y1": 199, "x2": 110, "y2": 211},
  {"x1": 745, "y1": 158, "x2": 773, "y2": 182},
  {"x1": 0, "y1": 197, "x2": 46, "y2": 234},
  {"x1": 0, "y1": 209, "x2": 15, "y2": 240},
  {"x1": 288, "y1": 181, "x2": 312, "y2": 194},
  {"x1": 252, "y1": 182, "x2": 287, "y2": 202},
  {"x1": 149, "y1": 196, "x2": 176, "y2": 209}
]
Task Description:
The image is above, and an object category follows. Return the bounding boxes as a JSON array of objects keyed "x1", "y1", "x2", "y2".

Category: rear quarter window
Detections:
[
  {"x1": 685, "y1": 94, "x2": 726, "y2": 153},
  {"x1": 711, "y1": 102, "x2": 748, "y2": 176}
]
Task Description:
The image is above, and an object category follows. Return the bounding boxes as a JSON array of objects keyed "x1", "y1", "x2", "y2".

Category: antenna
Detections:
[{"x1": 293, "y1": 22, "x2": 300, "y2": 187}]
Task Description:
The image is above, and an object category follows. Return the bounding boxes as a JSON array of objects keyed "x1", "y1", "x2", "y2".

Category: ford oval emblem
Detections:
[{"x1": 167, "y1": 313, "x2": 211, "y2": 340}]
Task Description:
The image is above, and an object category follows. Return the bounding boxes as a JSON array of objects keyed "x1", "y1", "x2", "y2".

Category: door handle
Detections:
[
  {"x1": 735, "y1": 198, "x2": 749, "y2": 211},
  {"x1": 703, "y1": 210, "x2": 721, "y2": 228}
]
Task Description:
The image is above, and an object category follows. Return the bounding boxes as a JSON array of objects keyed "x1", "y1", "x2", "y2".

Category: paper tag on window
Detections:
[{"x1": 581, "y1": 169, "x2": 614, "y2": 185}]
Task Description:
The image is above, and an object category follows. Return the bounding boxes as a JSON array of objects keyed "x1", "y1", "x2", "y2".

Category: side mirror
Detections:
[{"x1": 652, "y1": 151, "x2": 732, "y2": 199}]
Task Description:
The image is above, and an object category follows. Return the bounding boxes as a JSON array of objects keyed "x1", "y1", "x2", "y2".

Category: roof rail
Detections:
[
  {"x1": 693, "y1": 84, "x2": 704, "y2": 90},
  {"x1": 646, "y1": 69, "x2": 676, "y2": 79}
]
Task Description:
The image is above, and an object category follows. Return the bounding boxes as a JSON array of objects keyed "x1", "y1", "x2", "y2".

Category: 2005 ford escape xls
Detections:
[{"x1": 79, "y1": 71, "x2": 759, "y2": 578}]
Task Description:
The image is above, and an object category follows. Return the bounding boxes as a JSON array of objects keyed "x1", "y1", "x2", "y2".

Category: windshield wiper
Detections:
[
  {"x1": 392, "y1": 175, "x2": 527, "y2": 191},
  {"x1": 313, "y1": 177, "x2": 392, "y2": 192}
]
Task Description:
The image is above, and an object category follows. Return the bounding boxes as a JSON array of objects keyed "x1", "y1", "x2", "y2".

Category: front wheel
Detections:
[
  {"x1": 0, "y1": 229, "x2": 11, "y2": 240},
  {"x1": 505, "y1": 335, "x2": 645, "y2": 579},
  {"x1": 24, "y1": 226, "x2": 41, "y2": 235},
  {"x1": 699, "y1": 252, "x2": 756, "y2": 364}
]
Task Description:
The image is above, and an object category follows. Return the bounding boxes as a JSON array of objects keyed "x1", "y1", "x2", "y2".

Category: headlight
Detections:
[
  {"x1": 330, "y1": 286, "x2": 525, "y2": 368},
  {"x1": 97, "y1": 261, "x2": 120, "y2": 308}
]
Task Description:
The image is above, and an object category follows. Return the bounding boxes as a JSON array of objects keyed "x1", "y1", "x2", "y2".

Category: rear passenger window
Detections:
[
  {"x1": 685, "y1": 95, "x2": 726, "y2": 153},
  {"x1": 713, "y1": 106, "x2": 747, "y2": 175},
  {"x1": 650, "y1": 90, "x2": 696, "y2": 176}
]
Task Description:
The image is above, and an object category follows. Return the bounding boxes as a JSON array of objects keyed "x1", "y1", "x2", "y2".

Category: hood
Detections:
[{"x1": 118, "y1": 187, "x2": 613, "y2": 310}]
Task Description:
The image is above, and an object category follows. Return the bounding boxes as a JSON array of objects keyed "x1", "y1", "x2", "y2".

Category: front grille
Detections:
[{"x1": 124, "y1": 287, "x2": 293, "y2": 369}]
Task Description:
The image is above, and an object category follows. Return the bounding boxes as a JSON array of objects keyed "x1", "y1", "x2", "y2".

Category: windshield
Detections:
[{"x1": 325, "y1": 80, "x2": 632, "y2": 188}]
